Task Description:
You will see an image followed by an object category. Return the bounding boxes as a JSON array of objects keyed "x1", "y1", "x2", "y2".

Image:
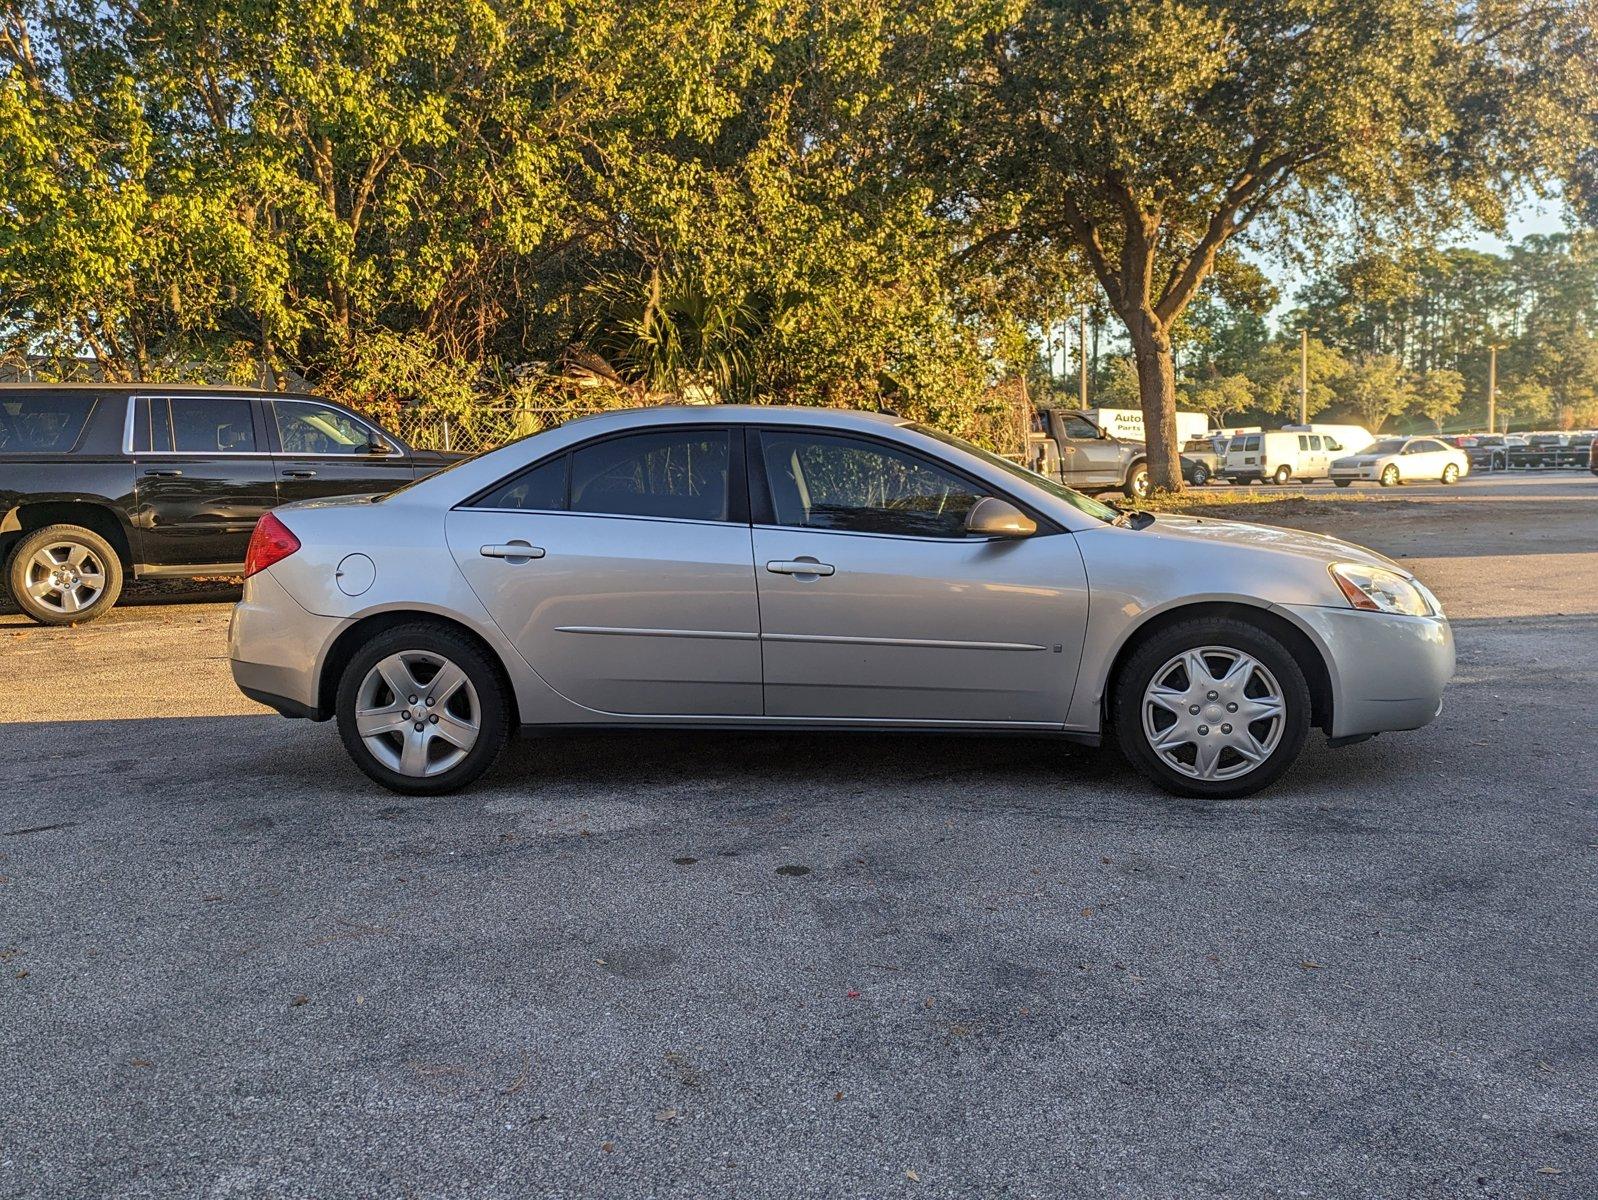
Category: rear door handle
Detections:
[
  {"x1": 142, "y1": 468, "x2": 183, "y2": 477},
  {"x1": 480, "y1": 542, "x2": 546, "y2": 561},
  {"x1": 766, "y1": 559, "x2": 834, "y2": 577},
  {"x1": 282, "y1": 469, "x2": 317, "y2": 478}
]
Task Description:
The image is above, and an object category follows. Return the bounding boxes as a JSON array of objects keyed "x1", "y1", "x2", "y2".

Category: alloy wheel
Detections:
[
  {"x1": 1141, "y1": 646, "x2": 1286, "y2": 782},
  {"x1": 354, "y1": 650, "x2": 480, "y2": 778},
  {"x1": 23, "y1": 541, "x2": 107, "y2": 616}
]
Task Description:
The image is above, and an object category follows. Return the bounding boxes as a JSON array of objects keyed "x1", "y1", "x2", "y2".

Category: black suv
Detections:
[{"x1": 0, "y1": 385, "x2": 457, "y2": 625}]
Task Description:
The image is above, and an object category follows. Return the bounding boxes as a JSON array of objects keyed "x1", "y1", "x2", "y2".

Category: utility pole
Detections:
[
  {"x1": 1297, "y1": 327, "x2": 1313, "y2": 425},
  {"x1": 1079, "y1": 305, "x2": 1089, "y2": 409},
  {"x1": 1487, "y1": 343, "x2": 1503, "y2": 433}
]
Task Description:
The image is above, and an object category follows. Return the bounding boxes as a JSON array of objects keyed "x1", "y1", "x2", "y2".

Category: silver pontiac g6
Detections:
[{"x1": 228, "y1": 406, "x2": 1454, "y2": 799}]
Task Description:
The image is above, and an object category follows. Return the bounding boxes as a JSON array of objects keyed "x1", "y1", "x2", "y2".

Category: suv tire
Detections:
[
  {"x1": 6, "y1": 524, "x2": 124, "y2": 625},
  {"x1": 1112, "y1": 617, "x2": 1313, "y2": 800}
]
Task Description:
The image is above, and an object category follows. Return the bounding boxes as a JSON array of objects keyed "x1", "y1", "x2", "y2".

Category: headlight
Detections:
[{"x1": 1330, "y1": 562, "x2": 1435, "y2": 616}]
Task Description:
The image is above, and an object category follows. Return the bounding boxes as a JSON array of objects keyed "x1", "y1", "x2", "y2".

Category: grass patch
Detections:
[{"x1": 1120, "y1": 489, "x2": 1377, "y2": 513}]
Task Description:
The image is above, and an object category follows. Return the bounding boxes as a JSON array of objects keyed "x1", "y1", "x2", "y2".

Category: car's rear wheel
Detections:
[
  {"x1": 1123, "y1": 463, "x2": 1151, "y2": 500},
  {"x1": 1441, "y1": 463, "x2": 1460, "y2": 484},
  {"x1": 5, "y1": 524, "x2": 123, "y2": 625},
  {"x1": 1113, "y1": 618, "x2": 1312, "y2": 799},
  {"x1": 1379, "y1": 464, "x2": 1400, "y2": 487},
  {"x1": 1272, "y1": 465, "x2": 1293, "y2": 485},
  {"x1": 336, "y1": 623, "x2": 510, "y2": 795}
]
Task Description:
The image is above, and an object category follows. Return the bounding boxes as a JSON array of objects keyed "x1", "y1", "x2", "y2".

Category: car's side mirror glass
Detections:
[
  {"x1": 367, "y1": 436, "x2": 394, "y2": 455},
  {"x1": 965, "y1": 497, "x2": 1037, "y2": 538}
]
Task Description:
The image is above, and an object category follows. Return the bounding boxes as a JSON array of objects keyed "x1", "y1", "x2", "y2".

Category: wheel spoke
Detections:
[
  {"x1": 26, "y1": 578, "x2": 56, "y2": 599},
  {"x1": 1237, "y1": 695, "x2": 1284, "y2": 723},
  {"x1": 356, "y1": 705, "x2": 409, "y2": 738},
  {"x1": 65, "y1": 544, "x2": 90, "y2": 567},
  {"x1": 431, "y1": 710, "x2": 477, "y2": 751},
  {"x1": 397, "y1": 730, "x2": 430, "y2": 776},
  {"x1": 57, "y1": 586, "x2": 81, "y2": 612},
  {"x1": 32, "y1": 548, "x2": 65, "y2": 570},
  {"x1": 1146, "y1": 685, "x2": 1187, "y2": 714},
  {"x1": 1183, "y1": 650, "x2": 1216, "y2": 689},
  {"x1": 76, "y1": 572, "x2": 104, "y2": 591},
  {"x1": 1230, "y1": 732, "x2": 1269, "y2": 764},
  {"x1": 1152, "y1": 725, "x2": 1192, "y2": 754},
  {"x1": 375, "y1": 654, "x2": 423, "y2": 703},
  {"x1": 429, "y1": 661, "x2": 468, "y2": 706},
  {"x1": 1192, "y1": 738, "x2": 1224, "y2": 780}
]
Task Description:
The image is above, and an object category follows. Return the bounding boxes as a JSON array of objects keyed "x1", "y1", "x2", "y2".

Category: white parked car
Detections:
[
  {"x1": 1330, "y1": 437, "x2": 1470, "y2": 487},
  {"x1": 228, "y1": 406, "x2": 1455, "y2": 800}
]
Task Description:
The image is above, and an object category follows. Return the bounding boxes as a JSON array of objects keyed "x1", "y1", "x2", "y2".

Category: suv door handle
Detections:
[
  {"x1": 282, "y1": 469, "x2": 317, "y2": 478},
  {"x1": 142, "y1": 468, "x2": 183, "y2": 477},
  {"x1": 766, "y1": 559, "x2": 834, "y2": 577},
  {"x1": 480, "y1": 542, "x2": 546, "y2": 561}
]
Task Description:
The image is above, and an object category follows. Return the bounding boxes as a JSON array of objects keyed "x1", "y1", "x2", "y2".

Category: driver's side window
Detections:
[
  {"x1": 759, "y1": 432, "x2": 984, "y2": 538},
  {"x1": 1062, "y1": 416, "x2": 1099, "y2": 439},
  {"x1": 274, "y1": 401, "x2": 379, "y2": 456}
]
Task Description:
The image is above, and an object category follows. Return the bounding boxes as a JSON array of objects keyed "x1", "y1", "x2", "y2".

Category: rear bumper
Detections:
[
  {"x1": 1280, "y1": 603, "x2": 1454, "y2": 738},
  {"x1": 228, "y1": 569, "x2": 344, "y2": 719}
]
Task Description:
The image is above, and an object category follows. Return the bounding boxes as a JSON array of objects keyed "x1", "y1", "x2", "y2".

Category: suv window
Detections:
[
  {"x1": 568, "y1": 429, "x2": 729, "y2": 522},
  {"x1": 0, "y1": 392, "x2": 96, "y2": 452},
  {"x1": 275, "y1": 401, "x2": 378, "y2": 455},
  {"x1": 167, "y1": 397, "x2": 256, "y2": 453},
  {"x1": 760, "y1": 431, "x2": 983, "y2": 538}
]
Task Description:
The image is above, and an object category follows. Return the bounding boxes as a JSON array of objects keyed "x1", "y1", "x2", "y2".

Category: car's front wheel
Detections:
[
  {"x1": 1113, "y1": 618, "x2": 1312, "y2": 799},
  {"x1": 1379, "y1": 464, "x2": 1400, "y2": 487},
  {"x1": 1190, "y1": 463, "x2": 1210, "y2": 487},
  {"x1": 5, "y1": 524, "x2": 124, "y2": 625},
  {"x1": 1441, "y1": 463, "x2": 1460, "y2": 484},
  {"x1": 336, "y1": 622, "x2": 510, "y2": 795}
]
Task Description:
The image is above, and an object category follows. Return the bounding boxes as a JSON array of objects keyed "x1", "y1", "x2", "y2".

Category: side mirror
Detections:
[
  {"x1": 966, "y1": 497, "x2": 1037, "y2": 538},
  {"x1": 1096, "y1": 425, "x2": 1109, "y2": 439},
  {"x1": 367, "y1": 436, "x2": 395, "y2": 455}
]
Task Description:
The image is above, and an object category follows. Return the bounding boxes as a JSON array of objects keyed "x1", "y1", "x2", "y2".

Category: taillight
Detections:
[{"x1": 244, "y1": 512, "x2": 300, "y2": 578}]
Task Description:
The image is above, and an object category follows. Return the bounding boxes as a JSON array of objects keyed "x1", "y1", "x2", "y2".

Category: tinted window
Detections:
[
  {"x1": 275, "y1": 401, "x2": 376, "y2": 455},
  {"x1": 474, "y1": 456, "x2": 569, "y2": 511},
  {"x1": 167, "y1": 397, "x2": 256, "y2": 452},
  {"x1": 1244, "y1": 435, "x2": 1261, "y2": 451},
  {"x1": 0, "y1": 392, "x2": 96, "y2": 452},
  {"x1": 1368, "y1": 439, "x2": 1408, "y2": 455},
  {"x1": 1062, "y1": 416, "x2": 1099, "y2": 439},
  {"x1": 761, "y1": 432, "x2": 983, "y2": 538},
  {"x1": 569, "y1": 430, "x2": 729, "y2": 522}
]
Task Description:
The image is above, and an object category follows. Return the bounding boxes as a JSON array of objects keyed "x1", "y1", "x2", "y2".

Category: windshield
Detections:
[
  {"x1": 1366, "y1": 439, "x2": 1409, "y2": 455},
  {"x1": 911, "y1": 424, "x2": 1120, "y2": 523}
]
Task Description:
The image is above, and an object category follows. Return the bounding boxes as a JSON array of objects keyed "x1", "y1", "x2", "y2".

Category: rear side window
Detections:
[
  {"x1": 1298, "y1": 435, "x2": 1310, "y2": 450},
  {"x1": 166, "y1": 397, "x2": 257, "y2": 453},
  {"x1": 473, "y1": 456, "x2": 569, "y2": 511},
  {"x1": 0, "y1": 392, "x2": 96, "y2": 452},
  {"x1": 569, "y1": 430, "x2": 730, "y2": 522},
  {"x1": 1244, "y1": 435, "x2": 1261, "y2": 451}
]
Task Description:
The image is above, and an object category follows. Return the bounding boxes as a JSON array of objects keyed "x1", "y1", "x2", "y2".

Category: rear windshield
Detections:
[{"x1": 0, "y1": 392, "x2": 97, "y2": 452}]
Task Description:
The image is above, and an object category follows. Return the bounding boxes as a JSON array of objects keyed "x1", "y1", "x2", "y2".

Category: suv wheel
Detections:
[
  {"x1": 1113, "y1": 617, "x2": 1312, "y2": 799},
  {"x1": 6, "y1": 524, "x2": 124, "y2": 625},
  {"x1": 1123, "y1": 463, "x2": 1151, "y2": 500},
  {"x1": 1379, "y1": 464, "x2": 1400, "y2": 487},
  {"x1": 336, "y1": 622, "x2": 511, "y2": 795}
]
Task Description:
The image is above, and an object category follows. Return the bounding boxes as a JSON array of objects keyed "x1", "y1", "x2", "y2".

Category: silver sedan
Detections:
[{"x1": 229, "y1": 406, "x2": 1454, "y2": 799}]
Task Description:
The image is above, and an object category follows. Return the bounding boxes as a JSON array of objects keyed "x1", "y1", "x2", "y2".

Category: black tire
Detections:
[
  {"x1": 336, "y1": 622, "x2": 511, "y2": 795},
  {"x1": 5, "y1": 524, "x2": 124, "y2": 625},
  {"x1": 1334, "y1": 479, "x2": 1353, "y2": 488},
  {"x1": 1123, "y1": 463, "x2": 1151, "y2": 500},
  {"x1": 1190, "y1": 464, "x2": 1210, "y2": 487},
  {"x1": 1272, "y1": 465, "x2": 1293, "y2": 485},
  {"x1": 1112, "y1": 617, "x2": 1313, "y2": 800},
  {"x1": 1379, "y1": 464, "x2": 1400, "y2": 487}
]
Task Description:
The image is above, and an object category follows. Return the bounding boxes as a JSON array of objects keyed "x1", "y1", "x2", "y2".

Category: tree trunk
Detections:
[{"x1": 1126, "y1": 312, "x2": 1183, "y2": 492}]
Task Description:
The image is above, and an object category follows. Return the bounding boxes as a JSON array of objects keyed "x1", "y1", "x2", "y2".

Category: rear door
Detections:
[
  {"x1": 130, "y1": 395, "x2": 278, "y2": 571},
  {"x1": 749, "y1": 428, "x2": 1088, "y2": 724},
  {"x1": 446, "y1": 425, "x2": 762, "y2": 716},
  {"x1": 268, "y1": 398, "x2": 419, "y2": 503}
]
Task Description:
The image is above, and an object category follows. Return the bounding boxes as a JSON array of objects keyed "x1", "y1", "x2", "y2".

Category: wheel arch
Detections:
[
  {"x1": 1, "y1": 500, "x2": 134, "y2": 571},
  {"x1": 1100, "y1": 600, "x2": 1334, "y2": 734},
  {"x1": 316, "y1": 608, "x2": 522, "y2": 726}
]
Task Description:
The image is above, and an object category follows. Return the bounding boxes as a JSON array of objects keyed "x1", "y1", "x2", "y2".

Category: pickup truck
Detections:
[
  {"x1": 1029, "y1": 407, "x2": 1151, "y2": 499},
  {"x1": 1, "y1": 384, "x2": 458, "y2": 625}
]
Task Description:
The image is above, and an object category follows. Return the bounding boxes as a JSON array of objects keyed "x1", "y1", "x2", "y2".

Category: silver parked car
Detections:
[{"x1": 229, "y1": 406, "x2": 1454, "y2": 799}]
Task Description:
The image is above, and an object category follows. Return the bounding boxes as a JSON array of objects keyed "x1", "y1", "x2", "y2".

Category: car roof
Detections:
[
  {"x1": 0, "y1": 382, "x2": 322, "y2": 401},
  {"x1": 556, "y1": 403, "x2": 910, "y2": 432}
]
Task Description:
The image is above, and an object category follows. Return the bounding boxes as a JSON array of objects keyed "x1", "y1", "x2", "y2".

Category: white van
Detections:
[
  {"x1": 1224, "y1": 430, "x2": 1341, "y2": 484},
  {"x1": 1280, "y1": 423, "x2": 1375, "y2": 454}
]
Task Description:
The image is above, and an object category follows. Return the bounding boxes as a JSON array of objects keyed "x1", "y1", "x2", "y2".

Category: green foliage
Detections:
[
  {"x1": 1336, "y1": 356, "x2": 1417, "y2": 433},
  {"x1": 1413, "y1": 370, "x2": 1465, "y2": 432},
  {"x1": 1188, "y1": 373, "x2": 1257, "y2": 428},
  {"x1": 1245, "y1": 337, "x2": 1349, "y2": 420}
]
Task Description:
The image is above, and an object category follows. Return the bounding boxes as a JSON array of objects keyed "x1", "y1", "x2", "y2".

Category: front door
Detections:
[
  {"x1": 1053, "y1": 412, "x2": 1125, "y2": 488},
  {"x1": 131, "y1": 394, "x2": 278, "y2": 571},
  {"x1": 446, "y1": 426, "x2": 762, "y2": 717},
  {"x1": 268, "y1": 398, "x2": 420, "y2": 502},
  {"x1": 750, "y1": 428, "x2": 1089, "y2": 724}
]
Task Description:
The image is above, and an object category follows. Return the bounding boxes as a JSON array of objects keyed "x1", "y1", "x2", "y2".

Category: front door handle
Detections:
[
  {"x1": 282, "y1": 469, "x2": 317, "y2": 479},
  {"x1": 766, "y1": 559, "x2": 834, "y2": 577},
  {"x1": 142, "y1": 468, "x2": 183, "y2": 477},
  {"x1": 480, "y1": 542, "x2": 546, "y2": 561}
]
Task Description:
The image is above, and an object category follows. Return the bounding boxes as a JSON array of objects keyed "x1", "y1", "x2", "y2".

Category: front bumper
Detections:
[
  {"x1": 228, "y1": 569, "x2": 345, "y2": 720},
  {"x1": 1330, "y1": 466, "x2": 1380, "y2": 481},
  {"x1": 1280, "y1": 603, "x2": 1454, "y2": 738}
]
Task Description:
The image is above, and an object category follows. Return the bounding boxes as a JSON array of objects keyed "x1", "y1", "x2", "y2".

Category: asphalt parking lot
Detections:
[{"x1": 2, "y1": 473, "x2": 1594, "y2": 1199}]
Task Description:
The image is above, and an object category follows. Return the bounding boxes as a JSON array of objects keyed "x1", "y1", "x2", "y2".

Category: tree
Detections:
[
  {"x1": 1495, "y1": 380, "x2": 1553, "y2": 431},
  {"x1": 1188, "y1": 373, "x2": 1256, "y2": 429},
  {"x1": 1413, "y1": 369, "x2": 1465, "y2": 431},
  {"x1": 1338, "y1": 356, "x2": 1417, "y2": 433},
  {"x1": 1245, "y1": 337, "x2": 1348, "y2": 420},
  {"x1": 970, "y1": 0, "x2": 1590, "y2": 489}
]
